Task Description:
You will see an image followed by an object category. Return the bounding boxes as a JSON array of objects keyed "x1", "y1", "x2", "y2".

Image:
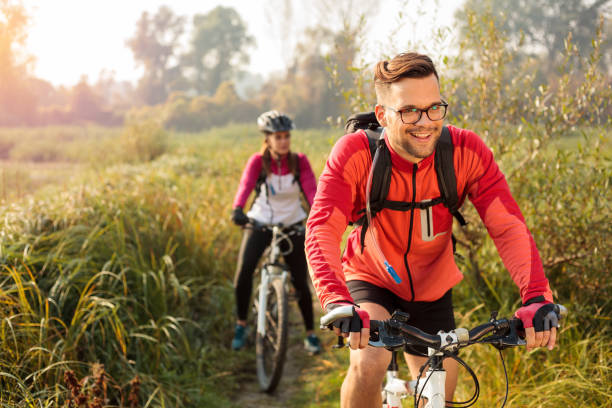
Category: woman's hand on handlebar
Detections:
[{"x1": 231, "y1": 207, "x2": 249, "y2": 226}]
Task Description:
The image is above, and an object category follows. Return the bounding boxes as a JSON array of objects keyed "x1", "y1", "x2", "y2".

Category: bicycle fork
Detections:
[
  {"x1": 256, "y1": 265, "x2": 288, "y2": 335},
  {"x1": 382, "y1": 350, "x2": 446, "y2": 408},
  {"x1": 383, "y1": 371, "x2": 408, "y2": 408},
  {"x1": 383, "y1": 351, "x2": 407, "y2": 408}
]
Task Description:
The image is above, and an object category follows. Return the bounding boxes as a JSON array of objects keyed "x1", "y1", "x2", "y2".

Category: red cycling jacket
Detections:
[{"x1": 305, "y1": 126, "x2": 553, "y2": 309}]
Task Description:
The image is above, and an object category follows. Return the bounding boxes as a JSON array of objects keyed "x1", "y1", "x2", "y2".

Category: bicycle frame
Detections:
[
  {"x1": 380, "y1": 336, "x2": 459, "y2": 408},
  {"x1": 256, "y1": 225, "x2": 290, "y2": 336}
]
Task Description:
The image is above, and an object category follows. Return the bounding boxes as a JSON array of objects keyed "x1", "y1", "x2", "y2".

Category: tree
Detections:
[
  {"x1": 126, "y1": 6, "x2": 185, "y2": 105},
  {"x1": 456, "y1": 0, "x2": 612, "y2": 73},
  {"x1": 0, "y1": 0, "x2": 37, "y2": 125},
  {"x1": 256, "y1": 24, "x2": 355, "y2": 128},
  {"x1": 70, "y1": 76, "x2": 103, "y2": 121},
  {"x1": 258, "y1": 0, "x2": 379, "y2": 126},
  {"x1": 92, "y1": 70, "x2": 136, "y2": 112},
  {"x1": 183, "y1": 6, "x2": 254, "y2": 95}
]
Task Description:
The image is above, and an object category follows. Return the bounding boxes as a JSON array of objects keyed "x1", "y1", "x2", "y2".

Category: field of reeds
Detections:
[
  {"x1": 0, "y1": 122, "x2": 610, "y2": 407},
  {"x1": 0, "y1": 124, "x2": 333, "y2": 406}
]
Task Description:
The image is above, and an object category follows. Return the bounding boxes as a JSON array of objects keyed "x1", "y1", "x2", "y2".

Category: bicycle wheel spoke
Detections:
[
  {"x1": 265, "y1": 311, "x2": 278, "y2": 331},
  {"x1": 265, "y1": 340, "x2": 275, "y2": 353},
  {"x1": 265, "y1": 332, "x2": 278, "y2": 349}
]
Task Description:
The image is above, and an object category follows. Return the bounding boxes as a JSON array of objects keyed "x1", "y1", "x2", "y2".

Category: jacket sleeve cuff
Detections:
[{"x1": 522, "y1": 295, "x2": 547, "y2": 307}]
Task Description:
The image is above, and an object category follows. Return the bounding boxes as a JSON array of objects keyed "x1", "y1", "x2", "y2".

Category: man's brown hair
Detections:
[{"x1": 374, "y1": 52, "x2": 438, "y2": 102}]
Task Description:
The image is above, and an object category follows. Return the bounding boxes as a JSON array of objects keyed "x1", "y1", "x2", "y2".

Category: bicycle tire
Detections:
[{"x1": 255, "y1": 278, "x2": 288, "y2": 393}]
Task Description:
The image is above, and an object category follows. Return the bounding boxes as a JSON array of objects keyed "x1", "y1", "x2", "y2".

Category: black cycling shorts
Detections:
[{"x1": 347, "y1": 280, "x2": 456, "y2": 356}]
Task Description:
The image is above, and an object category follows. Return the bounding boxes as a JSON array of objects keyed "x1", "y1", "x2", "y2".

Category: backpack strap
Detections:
[
  {"x1": 364, "y1": 129, "x2": 391, "y2": 212},
  {"x1": 355, "y1": 128, "x2": 391, "y2": 252},
  {"x1": 292, "y1": 152, "x2": 311, "y2": 213},
  {"x1": 251, "y1": 165, "x2": 268, "y2": 209},
  {"x1": 291, "y1": 152, "x2": 301, "y2": 185},
  {"x1": 434, "y1": 127, "x2": 467, "y2": 226}
]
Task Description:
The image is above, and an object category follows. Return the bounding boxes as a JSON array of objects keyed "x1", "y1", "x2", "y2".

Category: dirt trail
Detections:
[
  {"x1": 234, "y1": 305, "x2": 317, "y2": 407},
  {"x1": 234, "y1": 340, "x2": 312, "y2": 407}
]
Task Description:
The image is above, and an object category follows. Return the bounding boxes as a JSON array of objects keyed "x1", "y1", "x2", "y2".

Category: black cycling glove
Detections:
[
  {"x1": 324, "y1": 302, "x2": 370, "y2": 333},
  {"x1": 231, "y1": 207, "x2": 249, "y2": 226},
  {"x1": 515, "y1": 298, "x2": 560, "y2": 331}
]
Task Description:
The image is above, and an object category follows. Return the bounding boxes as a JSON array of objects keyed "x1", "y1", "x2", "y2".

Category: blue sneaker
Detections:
[
  {"x1": 231, "y1": 324, "x2": 248, "y2": 350},
  {"x1": 304, "y1": 334, "x2": 321, "y2": 354}
]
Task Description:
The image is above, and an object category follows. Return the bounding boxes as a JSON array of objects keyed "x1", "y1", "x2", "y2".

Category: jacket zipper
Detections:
[
  {"x1": 276, "y1": 157, "x2": 282, "y2": 191},
  {"x1": 403, "y1": 163, "x2": 418, "y2": 301}
]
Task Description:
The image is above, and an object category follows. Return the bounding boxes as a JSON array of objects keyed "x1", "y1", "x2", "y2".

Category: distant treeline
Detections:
[{"x1": 1, "y1": 1, "x2": 610, "y2": 130}]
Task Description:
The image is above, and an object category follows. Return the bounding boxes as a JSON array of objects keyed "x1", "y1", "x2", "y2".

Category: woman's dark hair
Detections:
[{"x1": 260, "y1": 137, "x2": 298, "y2": 178}]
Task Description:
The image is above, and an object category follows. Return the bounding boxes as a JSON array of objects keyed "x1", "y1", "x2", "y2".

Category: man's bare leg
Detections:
[{"x1": 340, "y1": 303, "x2": 391, "y2": 408}]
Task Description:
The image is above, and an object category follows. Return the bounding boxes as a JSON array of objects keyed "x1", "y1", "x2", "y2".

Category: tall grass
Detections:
[
  {"x1": 0, "y1": 89, "x2": 609, "y2": 407},
  {"x1": 0, "y1": 122, "x2": 175, "y2": 203},
  {"x1": 0, "y1": 126, "x2": 122, "y2": 163},
  {"x1": 0, "y1": 124, "x2": 336, "y2": 406},
  {"x1": 0, "y1": 156, "x2": 235, "y2": 405}
]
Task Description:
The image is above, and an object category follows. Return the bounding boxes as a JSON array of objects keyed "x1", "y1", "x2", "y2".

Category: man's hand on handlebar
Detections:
[
  {"x1": 321, "y1": 303, "x2": 370, "y2": 350},
  {"x1": 515, "y1": 299, "x2": 563, "y2": 352}
]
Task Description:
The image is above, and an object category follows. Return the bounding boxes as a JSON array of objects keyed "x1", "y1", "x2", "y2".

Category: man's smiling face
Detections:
[{"x1": 376, "y1": 74, "x2": 444, "y2": 163}]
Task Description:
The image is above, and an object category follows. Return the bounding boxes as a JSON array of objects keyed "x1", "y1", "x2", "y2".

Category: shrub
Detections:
[{"x1": 120, "y1": 120, "x2": 169, "y2": 162}]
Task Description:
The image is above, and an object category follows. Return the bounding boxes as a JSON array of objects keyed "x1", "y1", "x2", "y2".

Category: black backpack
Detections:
[{"x1": 344, "y1": 112, "x2": 467, "y2": 252}]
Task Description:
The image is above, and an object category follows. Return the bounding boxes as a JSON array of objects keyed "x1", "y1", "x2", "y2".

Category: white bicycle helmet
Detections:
[{"x1": 257, "y1": 110, "x2": 294, "y2": 133}]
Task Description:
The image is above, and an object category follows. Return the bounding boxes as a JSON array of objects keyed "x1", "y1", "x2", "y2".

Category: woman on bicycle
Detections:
[{"x1": 230, "y1": 110, "x2": 321, "y2": 354}]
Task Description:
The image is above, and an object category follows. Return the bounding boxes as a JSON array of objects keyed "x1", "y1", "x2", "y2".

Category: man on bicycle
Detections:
[{"x1": 305, "y1": 52, "x2": 558, "y2": 407}]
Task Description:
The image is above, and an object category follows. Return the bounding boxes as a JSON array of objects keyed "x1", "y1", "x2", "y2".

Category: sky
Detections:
[{"x1": 23, "y1": 0, "x2": 464, "y2": 87}]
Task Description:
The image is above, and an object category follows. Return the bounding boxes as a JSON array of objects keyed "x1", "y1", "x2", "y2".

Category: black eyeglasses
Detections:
[{"x1": 384, "y1": 100, "x2": 448, "y2": 124}]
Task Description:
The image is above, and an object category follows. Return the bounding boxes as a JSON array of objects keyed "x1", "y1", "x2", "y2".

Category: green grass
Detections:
[
  {"x1": 0, "y1": 123, "x2": 339, "y2": 406},
  {"x1": 0, "y1": 156, "x2": 240, "y2": 405},
  {"x1": 0, "y1": 123, "x2": 609, "y2": 406},
  {"x1": 0, "y1": 126, "x2": 122, "y2": 163}
]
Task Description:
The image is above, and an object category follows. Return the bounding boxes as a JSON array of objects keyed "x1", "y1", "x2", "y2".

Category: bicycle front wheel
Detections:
[{"x1": 255, "y1": 278, "x2": 288, "y2": 393}]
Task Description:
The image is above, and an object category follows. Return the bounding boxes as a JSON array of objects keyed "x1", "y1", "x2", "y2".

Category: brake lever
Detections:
[
  {"x1": 368, "y1": 320, "x2": 385, "y2": 348},
  {"x1": 368, "y1": 320, "x2": 405, "y2": 350},
  {"x1": 483, "y1": 318, "x2": 526, "y2": 350}
]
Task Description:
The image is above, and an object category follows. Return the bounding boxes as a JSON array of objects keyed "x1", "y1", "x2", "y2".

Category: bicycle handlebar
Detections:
[
  {"x1": 246, "y1": 219, "x2": 305, "y2": 260},
  {"x1": 246, "y1": 219, "x2": 305, "y2": 235},
  {"x1": 321, "y1": 304, "x2": 567, "y2": 352},
  {"x1": 320, "y1": 304, "x2": 566, "y2": 408},
  {"x1": 371, "y1": 304, "x2": 566, "y2": 351}
]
